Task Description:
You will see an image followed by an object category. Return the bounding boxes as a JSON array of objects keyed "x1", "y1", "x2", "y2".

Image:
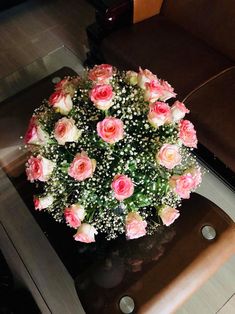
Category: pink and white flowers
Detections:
[
  {"x1": 34, "y1": 195, "x2": 54, "y2": 211},
  {"x1": 148, "y1": 101, "x2": 172, "y2": 128},
  {"x1": 170, "y1": 173, "x2": 195, "y2": 199},
  {"x1": 125, "y1": 212, "x2": 147, "y2": 240},
  {"x1": 64, "y1": 204, "x2": 85, "y2": 229},
  {"x1": 68, "y1": 152, "x2": 96, "y2": 181},
  {"x1": 159, "y1": 79, "x2": 177, "y2": 101},
  {"x1": 90, "y1": 84, "x2": 114, "y2": 110},
  {"x1": 189, "y1": 166, "x2": 202, "y2": 188},
  {"x1": 54, "y1": 117, "x2": 81, "y2": 145},
  {"x1": 179, "y1": 120, "x2": 198, "y2": 148},
  {"x1": 111, "y1": 174, "x2": 134, "y2": 201},
  {"x1": 144, "y1": 80, "x2": 164, "y2": 102},
  {"x1": 74, "y1": 223, "x2": 98, "y2": 243},
  {"x1": 171, "y1": 101, "x2": 190, "y2": 122},
  {"x1": 97, "y1": 117, "x2": 124, "y2": 144},
  {"x1": 25, "y1": 65, "x2": 201, "y2": 243},
  {"x1": 156, "y1": 144, "x2": 181, "y2": 169},
  {"x1": 24, "y1": 117, "x2": 49, "y2": 145},
  {"x1": 88, "y1": 64, "x2": 113, "y2": 84},
  {"x1": 159, "y1": 205, "x2": 180, "y2": 226},
  {"x1": 138, "y1": 67, "x2": 157, "y2": 89},
  {"x1": 49, "y1": 91, "x2": 73, "y2": 115},
  {"x1": 26, "y1": 155, "x2": 55, "y2": 182}
]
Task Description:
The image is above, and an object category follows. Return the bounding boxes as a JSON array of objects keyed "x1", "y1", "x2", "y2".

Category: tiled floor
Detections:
[{"x1": 0, "y1": 2, "x2": 234, "y2": 314}]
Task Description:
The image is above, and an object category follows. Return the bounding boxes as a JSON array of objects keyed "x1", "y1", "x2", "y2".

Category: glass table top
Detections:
[
  {"x1": 0, "y1": 45, "x2": 84, "y2": 102},
  {"x1": 0, "y1": 46, "x2": 234, "y2": 313}
]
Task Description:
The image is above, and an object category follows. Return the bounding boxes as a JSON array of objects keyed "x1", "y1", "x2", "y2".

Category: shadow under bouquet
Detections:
[{"x1": 24, "y1": 64, "x2": 202, "y2": 243}]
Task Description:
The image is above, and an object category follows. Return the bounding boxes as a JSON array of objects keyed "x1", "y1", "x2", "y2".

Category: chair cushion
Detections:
[
  {"x1": 101, "y1": 16, "x2": 233, "y2": 99},
  {"x1": 161, "y1": 0, "x2": 235, "y2": 62},
  {"x1": 184, "y1": 67, "x2": 235, "y2": 172}
]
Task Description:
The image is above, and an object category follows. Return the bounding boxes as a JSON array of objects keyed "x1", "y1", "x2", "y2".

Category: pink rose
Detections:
[
  {"x1": 156, "y1": 144, "x2": 181, "y2": 169},
  {"x1": 170, "y1": 173, "x2": 195, "y2": 198},
  {"x1": 68, "y1": 152, "x2": 96, "y2": 181},
  {"x1": 171, "y1": 101, "x2": 190, "y2": 122},
  {"x1": 88, "y1": 64, "x2": 113, "y2": 84},
  {"x1": 138, "y1": 67, "x2": 157, "y2": 89},
  {"x1": 125, "y1": 212, "x2": 147, "y2": 240},
  {"x1": 159, "y1": 79, "x2": 177, "y2": 101},
  {"x1": 148, "y1": 102, "x2": 172, "y2": 128},
  {"x1": 144, "y1": 80, "x2": 164, "y2": 102},
  {"x1": 34, "y1": 195, "x2": 54, "y2": 211},
  {"x1": 26, "y1": 155, "x2": 55, "y2": 182},
  {"x1": 49, "y1": 91, "x2": 73, "y2": 115},
  {"x1": 126, "y1": 70, "x2": 138, "y2": 85},
  {"x1": 97, "y1": 117, "x2": 124, "y2": 144},
  {"x1": 54, "y1": 117, "x2": 81, "y2": 145},
  {"x1": 159, "y1": 205, "x2": 180, "y2": 226},
  {"x1": 111, "y1": 174, "x2": 134, "y2": 201},
  {"x1": 24, "y1": 117, "x2": 49, "y2": 145},
  {"x1": 73, "y1": 223, "x2": 98, "y2": 243},
  {"x1": 90, "y1": 84, "x2": 114, "y2": 110},
  {"x1": 189, "y1": 167, "x2": 202, "y2": 189},
  {"x1": 179, "y1": 120, "x2": 198, "y2": 148},
  {"x1": 64, "y1": 204, "x2": 85, "y2": 229}
]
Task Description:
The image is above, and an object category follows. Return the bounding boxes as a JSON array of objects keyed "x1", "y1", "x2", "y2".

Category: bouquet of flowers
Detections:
[{"x1": 24, "y1": 64, "x2": 201, "y2": 243}]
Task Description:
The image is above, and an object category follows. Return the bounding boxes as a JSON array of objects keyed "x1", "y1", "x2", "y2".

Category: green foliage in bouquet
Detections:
[{"x1": 24, "y1": 65, "x2": 201, "y2": 242}]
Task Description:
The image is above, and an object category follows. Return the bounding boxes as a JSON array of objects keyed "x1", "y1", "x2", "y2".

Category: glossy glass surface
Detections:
[{"x1": 1, "y1": 49, "x2": 234, "y2": 313}]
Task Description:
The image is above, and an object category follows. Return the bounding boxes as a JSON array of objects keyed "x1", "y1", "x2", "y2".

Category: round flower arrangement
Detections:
[{"x1": 24, "y1": 64, "x2": 202, "y2": 243}]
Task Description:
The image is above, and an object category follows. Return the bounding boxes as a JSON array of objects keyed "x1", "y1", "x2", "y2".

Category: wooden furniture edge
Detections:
[
  {"x1": 139, "y1": 225, "x2": 235, "y2": 313},
  {"x1": 0, "y1": 168, "x2": 85, "y2": 314},
  {"x1": 133, "y1": 0, "x2": 164, "y2": 23}
]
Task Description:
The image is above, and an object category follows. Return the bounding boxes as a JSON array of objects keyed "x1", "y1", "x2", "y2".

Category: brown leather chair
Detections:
[{"x1": 87, "y1": 0, "x2": 235, "y2": 187}]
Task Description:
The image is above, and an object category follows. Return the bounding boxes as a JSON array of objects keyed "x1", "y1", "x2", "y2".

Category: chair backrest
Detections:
[{"x1": 161, "y1": 0, "x2": 235, "y2": 61}]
